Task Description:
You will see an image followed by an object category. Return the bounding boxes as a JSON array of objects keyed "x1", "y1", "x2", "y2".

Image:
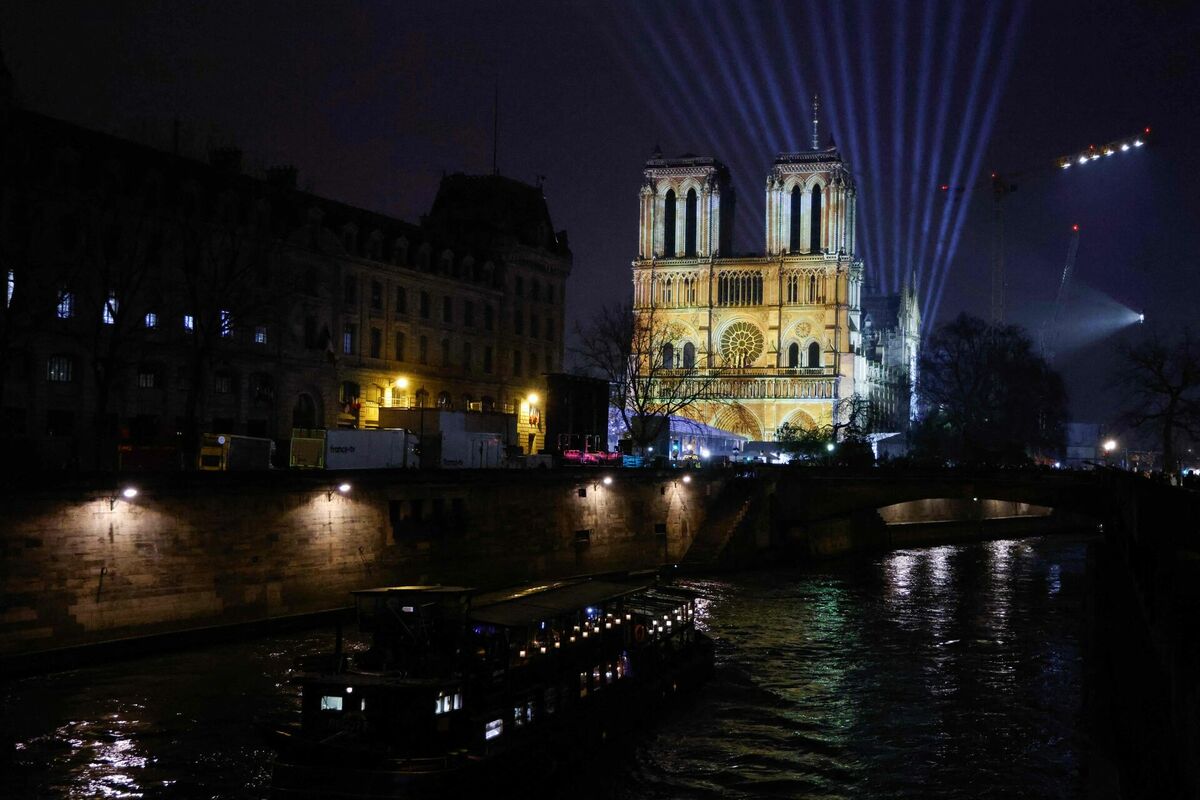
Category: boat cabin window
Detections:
[
  {"x1": 320, "y1": 695, "x2": 343, "y2": 711},
  {"x1": 485, "y1": 719, "x2": 503, "y2": 740},
  {"x1": 435, "y1": 689, "x2": 462, "y2": 715}
]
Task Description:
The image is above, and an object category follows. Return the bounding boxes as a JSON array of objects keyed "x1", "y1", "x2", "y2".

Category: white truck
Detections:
[{"x1": 324, "y1": 429, "x2": 417, "y2": 470}]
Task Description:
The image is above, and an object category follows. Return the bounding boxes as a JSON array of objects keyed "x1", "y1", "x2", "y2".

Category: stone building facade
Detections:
[
  {"x1": 0, "y1": 79, "x2": 569, "y2": 468},
  {"x1": 630, "y1": 137, "x2": 918, "y2": 440}
]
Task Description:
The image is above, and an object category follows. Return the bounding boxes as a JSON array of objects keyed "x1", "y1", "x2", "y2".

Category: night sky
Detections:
[{"x1": 2, "y1": 0, "x2": 1197, "y2": 423}]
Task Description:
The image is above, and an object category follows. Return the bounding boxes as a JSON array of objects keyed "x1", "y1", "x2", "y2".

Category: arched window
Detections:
[
  {"x1": 437, "y1": 391, "x2": 452, "y2": 408},
  {"x1": 662, "y1": 189, "x2": 676, "y2": 256},
  {"x1": 682, "y1": 342, "x2": 696, "y2": 369},
  {"x1": 808, "y1": 274, "x2": 818, "y2": 303},
  {"x1": 807, "y1": 341, "x2": 821, "y2": 368},
  {"x1": 809, "y1": 184, "x2": 822, "y2": 252},
  {"x1": 684, "y1": 188, "x2": 698, "y2": 257},
  {"x1": 415, "y1": 388, "x2": 430, "y2": 407},
  {"x1": 790, "y1": 185, "x2": 802, "y2": 252},
  {"x1": 292, "y1": 393, "x2": 319, "y2": 428},
  {"x1": 661, "y1": 276, "x2": 672, "y2": 306},
  {"x1": 788, "y1": 343, "x2": 800, "y2": 368},
  {"x1": 661, "y1": 342, "x2": 674, "y2": 369}
]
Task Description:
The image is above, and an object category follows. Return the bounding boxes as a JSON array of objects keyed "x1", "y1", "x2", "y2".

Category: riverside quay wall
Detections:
[{"x1": 0, "y1": 470, "x2": 717, "y2": 660}]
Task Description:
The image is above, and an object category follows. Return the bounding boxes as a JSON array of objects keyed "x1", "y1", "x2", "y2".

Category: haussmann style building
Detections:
[{"x1": 0, "y1": 56, "x2": 570, "y2": 469}]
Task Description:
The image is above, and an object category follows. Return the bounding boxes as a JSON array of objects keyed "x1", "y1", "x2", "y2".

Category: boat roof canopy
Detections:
[{"x1": 468, "y1": 579, "x2": 647, "y2": 628}]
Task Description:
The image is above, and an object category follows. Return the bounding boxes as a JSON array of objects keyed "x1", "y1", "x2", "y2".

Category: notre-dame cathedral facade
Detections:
[{"x1": 630, "y1": 132, "x2": 919, "y2": 442}]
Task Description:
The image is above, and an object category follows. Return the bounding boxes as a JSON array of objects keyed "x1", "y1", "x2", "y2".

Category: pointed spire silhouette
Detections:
[{"x1": 811, "y1": 95, "x2": 820, "y2": 150}]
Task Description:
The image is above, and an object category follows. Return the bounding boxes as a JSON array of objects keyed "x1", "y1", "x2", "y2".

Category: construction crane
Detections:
[
  {"x1": 1039, "y1": 224, "x2": 1081, "y2": 364},
  {"x1": 940, "y1": 126, "x2": 1150, "y2": 327}
]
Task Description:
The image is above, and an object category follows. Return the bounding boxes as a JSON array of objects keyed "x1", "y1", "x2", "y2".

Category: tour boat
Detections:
[{"x1": 267, "y1": 576, "x2": 714, "y2": 798}]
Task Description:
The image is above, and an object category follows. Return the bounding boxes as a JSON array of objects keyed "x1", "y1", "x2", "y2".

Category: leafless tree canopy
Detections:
[
  {"x1": 571, "y1": 302, "x2": 727, "y2": 449},
  {"x1": 1114, "y1": 327, "x2": 1200, "y2": 473}
]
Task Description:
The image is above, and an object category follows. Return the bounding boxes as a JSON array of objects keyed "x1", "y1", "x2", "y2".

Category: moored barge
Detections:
[{"x1": 268, "y1": 576, "x2": 714, "y2": 798}]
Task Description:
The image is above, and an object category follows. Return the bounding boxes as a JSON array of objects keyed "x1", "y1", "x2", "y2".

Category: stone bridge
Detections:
[
  {"x1": 685, "y1": 468, "x2": 1114, "y2": 564},
  {"x1": 686, "y1": 466, "x2": 1200, "y2": 799}
]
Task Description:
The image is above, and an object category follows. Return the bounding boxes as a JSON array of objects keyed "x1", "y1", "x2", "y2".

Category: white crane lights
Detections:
[{"x1": 1058, "y1": 127, "x2": 1150, "y2": 169}]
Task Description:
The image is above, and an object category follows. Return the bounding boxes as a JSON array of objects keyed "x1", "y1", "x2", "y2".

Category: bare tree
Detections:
[
  {"x1": 1114, "y1": 327, "x2": 1200, "y2": 474},
  {"x1": 571, "y1": 302, "x2": 726, "y2": 451},
  {"x1": 172, "y1": 188, "x2": 288, "y2": 465},
  {"x1": 78, "y1": 187, "x2": 162, "y2": 469}
]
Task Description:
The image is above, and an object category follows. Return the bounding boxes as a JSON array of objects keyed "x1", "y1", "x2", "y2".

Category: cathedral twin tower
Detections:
[{"x1": 630, "y1": 123, "x2": 916, "y2": 443}]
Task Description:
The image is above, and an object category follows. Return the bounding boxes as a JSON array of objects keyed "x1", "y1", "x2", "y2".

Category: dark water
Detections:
[{"x1": 2, "y1": 535, "x2": 1092, "y2": 799}]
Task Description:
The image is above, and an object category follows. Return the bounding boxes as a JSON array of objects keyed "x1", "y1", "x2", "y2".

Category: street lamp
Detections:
[{"x1": 1103, "y1": 439, "x2": 1117, "y2": 454}]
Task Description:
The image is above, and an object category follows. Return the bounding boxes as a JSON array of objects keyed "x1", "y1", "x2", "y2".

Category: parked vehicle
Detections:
[
  {"x1": 198, "y1": 433, "x2": 274, "y2": 471},
  {"x1": 325, "y1": 429, "x2": 417, "y2": 470}
]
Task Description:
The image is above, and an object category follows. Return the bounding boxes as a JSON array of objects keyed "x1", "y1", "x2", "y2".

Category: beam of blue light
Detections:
[
  {"x1": 912, "y1": 0, "x2": 966, "y2": 321},
  {"x1": 621, "y1": 2, "x2": 767, "y2": 251},
  {"x1": 741, "y1": 1, "x2": 797, "y2": 148},
  {"x1": 929, "y1": 1, "x2": 1030, "y2": 324},
  {"x1": 903, "y1": 0, "x2": 937, "y2": 295},
  {"x1": 809, "y1": 1, "x2": 885, "y2": 288},
  {"x1": 826, "y1": 4, "x2": 874, "y2": 270},
  {"x1": 889, "y1": 0, "x2": 908, "y2": 296},
  {"x1": 630, "y1": 2, "x2": 764, "y2": 173},
  {"x1": 849, "y1": 0, "x2": 891, "y2": 293},
  {"x1": 923, "y1": 2, "x2": 1003, "y2": 316},
  {"x1": 771, "y1": 0, "x2": 815, "y2": 147},
  {"x1": 710, "y1": 1, "x2": 786, "y2": 155}
]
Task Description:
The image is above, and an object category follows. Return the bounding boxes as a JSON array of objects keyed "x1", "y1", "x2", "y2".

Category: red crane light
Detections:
[
  {"x1": 940, "y1": 184, "x2": 949, "y2": 191},
  {"x1": 1071, "y1": 224, "x2": 1079, "y2": 232},
  {"x1": 1144, "y1": 126, "x2": 1151, "y2": 134}
]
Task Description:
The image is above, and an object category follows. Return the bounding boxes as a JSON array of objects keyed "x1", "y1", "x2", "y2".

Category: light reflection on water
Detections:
[{"x1": 1, "y1": 535, "x2": 1092, "y2": 799}]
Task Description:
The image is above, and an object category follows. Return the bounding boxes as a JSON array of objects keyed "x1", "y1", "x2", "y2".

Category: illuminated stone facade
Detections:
[{"x1": 632, "y1": 144, "x2": 918, "y2": 440}]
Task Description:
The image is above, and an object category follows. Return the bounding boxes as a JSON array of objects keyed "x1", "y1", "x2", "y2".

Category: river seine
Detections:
[{"x1": 2, "y1": 534, "x2": 1092, "y2": 799}]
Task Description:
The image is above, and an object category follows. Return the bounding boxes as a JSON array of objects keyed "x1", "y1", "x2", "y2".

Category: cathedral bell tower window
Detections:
[
  {"x1": 790, "y1": 186, "x2": 802, "y2": 252},
  {"x1": 684, "y1": 188, "x2": 698, "y2": 257},
  {"x1": 810, "y1": 184, "x2": 823, "y2": 252},
  {"x1": 662, "y1": 190, "x2": 676, "y2": 256}
]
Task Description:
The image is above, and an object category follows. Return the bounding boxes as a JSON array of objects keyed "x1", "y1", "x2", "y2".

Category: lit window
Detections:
[
  {"x1": 214, "y1": 373, "x2": 233, "y2": 394},
  {"x1": 47, "y1": 355, "x2": 74, "y2": 383},
  {"x1": 5, "y1": 269, "x2": 13, "y2": 308},
  {"x1": 254, "y1": 325, "x2": 267, "y2": 344},
  {"x1": 342, "y1": 325, "x2": 356, "y2": 355},
  {"x1": 320, "y1": 696, "x2": 343, "y2": 712},
  {"x1": 56, "y1": 290, "x2": 75, "y2": 319},
  {"x1": 144, "y1": 312, "x2": 158, "y2": 329},
  {"x1": 484, "y1": 719, "x2": 503, "y2": 740},
  {"x1": 102, "y1": 291, "x2": 118, "y2": 325},
  {"x1": 220, "y1": 310, "x2": 232, "y2": 337},
  {"x1": 183, "y1": 314, "x2": 194, "y2": 331},
  {"x1": 137, "y1": 370, "x2": 156, "y2": 389}
]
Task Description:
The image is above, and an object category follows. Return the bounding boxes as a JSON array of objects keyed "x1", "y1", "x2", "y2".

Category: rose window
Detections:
[{"x1": 719, "y1": 322, "x2": 764, "y2": 367}]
